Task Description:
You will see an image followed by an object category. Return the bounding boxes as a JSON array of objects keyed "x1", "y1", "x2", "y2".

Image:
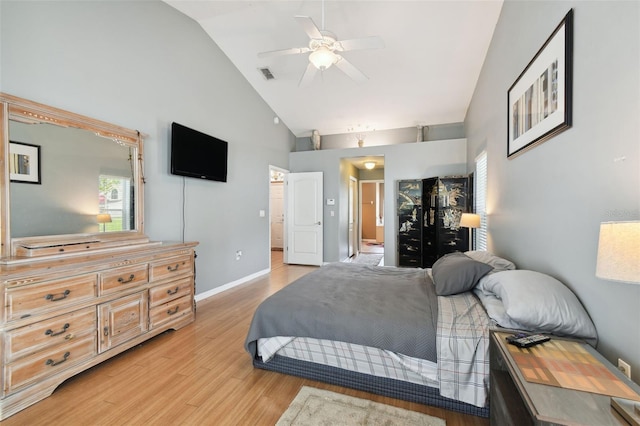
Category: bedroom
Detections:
[{"x1": 0, "y1": 0, "x2": 638, "y2": 423}]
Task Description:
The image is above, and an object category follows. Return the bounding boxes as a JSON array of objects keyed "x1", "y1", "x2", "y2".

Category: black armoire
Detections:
[{"x1": 397, "y1": 176, "x2": 471, "y2": 268}]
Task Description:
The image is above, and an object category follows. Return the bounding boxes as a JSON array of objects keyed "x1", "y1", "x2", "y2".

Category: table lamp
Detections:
[
  {"x1": 460, "y1": 213, "x2": 481, "y2": 250},
  {"x1": 596, "y1": 220, "x2": 640, "y2": 425},
  {"x1": 97, "y1": 213, "x2": 112, "y2": 232}
]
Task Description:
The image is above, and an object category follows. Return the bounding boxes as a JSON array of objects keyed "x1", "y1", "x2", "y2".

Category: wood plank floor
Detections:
[{"x1": 1, "y1": 253, "x2": 489, "y2": 425}]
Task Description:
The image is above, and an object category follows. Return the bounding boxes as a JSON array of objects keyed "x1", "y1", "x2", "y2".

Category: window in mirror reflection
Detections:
[{"x1": 99, "y1": 175, "x2": 132, "y2": 232}]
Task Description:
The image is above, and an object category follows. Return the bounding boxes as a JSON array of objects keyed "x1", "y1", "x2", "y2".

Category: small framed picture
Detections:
[
  {"x1": 508, "y1": 9, "x2": 573, "y2": 158},
  {"x1": 9, "y1": 141, "x2": 41, "y2": 184}
]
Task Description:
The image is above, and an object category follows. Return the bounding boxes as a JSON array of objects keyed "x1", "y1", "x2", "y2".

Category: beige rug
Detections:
[{"x1": 276, "y1": 386, "x2": 446, "y2": 426}]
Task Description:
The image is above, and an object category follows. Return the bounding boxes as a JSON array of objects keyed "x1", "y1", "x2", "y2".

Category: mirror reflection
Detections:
[{"x1": 9, "y1": 120, "x2": 135, "y2": 238}]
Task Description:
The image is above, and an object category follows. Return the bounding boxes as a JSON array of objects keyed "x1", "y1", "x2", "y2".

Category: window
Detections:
[
  {"x1": 474, "y1": 152, "x2": 488, "y2": 250},
  {"x1": 99, "y1": 175, "x2": 132, "y2": 232}
]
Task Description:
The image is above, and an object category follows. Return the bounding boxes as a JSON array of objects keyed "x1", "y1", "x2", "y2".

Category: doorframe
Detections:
[
  {"x1": 268, "y1": 165, "x2": 289, "y2": 269},
  {"x1": 348, "y1": 175, "x2": 358, "y2": 258}
]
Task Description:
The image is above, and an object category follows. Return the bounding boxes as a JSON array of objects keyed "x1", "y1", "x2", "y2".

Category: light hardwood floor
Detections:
[{"x1": 1, "y1": 253, "x2": 488, "y2": 425}]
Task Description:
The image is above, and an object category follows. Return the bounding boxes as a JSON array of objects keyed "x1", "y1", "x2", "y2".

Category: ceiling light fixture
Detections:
[
  {"x1": 364, "y1": 161, "x2": 376, "y2": 170},
  {"x1": 309, "y1": 46, "x2": 337, "y2": 70}
]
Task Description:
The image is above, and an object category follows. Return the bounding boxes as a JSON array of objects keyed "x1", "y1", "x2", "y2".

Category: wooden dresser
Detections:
[{"x1": 0, "y1": 241, "x2": 197, "y2": 420}]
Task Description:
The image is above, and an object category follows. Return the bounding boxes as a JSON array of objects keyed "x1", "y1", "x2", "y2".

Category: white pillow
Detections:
[
  {"x1": 465, "y1": 251, "x2": 516, "y2": 272},
  {"x1": 473, "y1": 288, "x2": 529, "y2": 330},
  {"x1": 477, "y1": 270, "x2": 598, "y2": 341}
]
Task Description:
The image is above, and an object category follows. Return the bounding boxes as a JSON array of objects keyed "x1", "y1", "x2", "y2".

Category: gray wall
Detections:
[
  {"x1": 1, "y1": 1, "x2": 295, "y2": 293},
  {"x1": 290, "y1": 139, "x2": 467, "y2": 266},
  {"x1": 465, "y1": 1, "x2": 639, "y2": 380}
]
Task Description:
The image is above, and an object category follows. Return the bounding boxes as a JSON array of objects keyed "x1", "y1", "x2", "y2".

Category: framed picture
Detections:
[
  {"x1": 508, "y1": 9, "x2": 573, "y2": 158},
  {"x1": 9, "y1": 141, "x2": 41, "y2": 184}
]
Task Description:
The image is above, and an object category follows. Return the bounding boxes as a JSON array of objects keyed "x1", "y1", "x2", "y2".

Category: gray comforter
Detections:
[{"x1": 245, "y1": 262, "x2": 438, "y2": 362}]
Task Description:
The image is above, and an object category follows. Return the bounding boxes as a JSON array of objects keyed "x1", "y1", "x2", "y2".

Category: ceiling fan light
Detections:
[{"x1": 309, "y1": 46, "x2": 336, "y2": 70}]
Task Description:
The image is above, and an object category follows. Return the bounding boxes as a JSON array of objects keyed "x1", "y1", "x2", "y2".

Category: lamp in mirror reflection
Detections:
[
  {"x1": 97, "y1": 213, "x2": 112, "y2": 232},
  {"x1": 364, "y1": 161, "x2": 376, "y2": 170},
  {"x1": 596, "y1": 221, "x2": 640, "y2": 284}
]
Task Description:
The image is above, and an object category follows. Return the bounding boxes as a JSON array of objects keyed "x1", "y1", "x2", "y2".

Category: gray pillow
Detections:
[
  {"x1": 432, "y1": 252, "x2": 493, "y2": 295},
  {"x1": 464, "y1": 250, "x2": 516, "y2": 272}
]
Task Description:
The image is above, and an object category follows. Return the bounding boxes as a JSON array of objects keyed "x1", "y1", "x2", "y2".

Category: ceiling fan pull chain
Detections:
[{"x1": 321, "y1": 0, "x2": 325, "y2": 30}]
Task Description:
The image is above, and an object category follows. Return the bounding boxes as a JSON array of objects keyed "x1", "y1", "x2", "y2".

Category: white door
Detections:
[{"x1": 286, "y1": 172, "x2": 323, "y2": 266}]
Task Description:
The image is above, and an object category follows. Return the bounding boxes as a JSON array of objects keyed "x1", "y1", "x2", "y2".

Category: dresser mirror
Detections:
[{"x1": 1, "y1": 93, "x2": 148, "y2": 260}]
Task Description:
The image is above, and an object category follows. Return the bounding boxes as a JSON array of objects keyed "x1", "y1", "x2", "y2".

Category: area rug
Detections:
[
  {"x1": 276, "y1": 386, "x2": 446, "y2": 426},
  {"x1": 351, "y1": 253, "x2": 383, "y2": 266}
]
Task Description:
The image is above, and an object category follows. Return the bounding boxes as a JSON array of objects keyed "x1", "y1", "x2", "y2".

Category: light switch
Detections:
[
  {"x1": 259, "y1": 210, "x2": 265, "y2": 217},
  {"x1": 330, "y1": 210, "x2": 335, "y2": 217}
]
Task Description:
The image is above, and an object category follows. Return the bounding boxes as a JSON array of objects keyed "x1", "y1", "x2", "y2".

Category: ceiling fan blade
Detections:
[
  {"x1": 258, "y1": 47, "x2": 310, "y2": 59},
  {"x1": 337, "y1": 36, "x2": 385, "y2": 52},
  {"x1": 334, "y1": 55, "x2": 368, "y2": 83},
  {"x1": 295, "y1": 15, "x2": 323, "y2": 40},
  {"x1": 299, "y1": 62, "x2": 318, "y2": 87}
]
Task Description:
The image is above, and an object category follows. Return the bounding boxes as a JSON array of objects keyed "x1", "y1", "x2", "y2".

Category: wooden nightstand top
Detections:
[{"x1": 491, "y1": 330, "x2": 640, "y2": 425}]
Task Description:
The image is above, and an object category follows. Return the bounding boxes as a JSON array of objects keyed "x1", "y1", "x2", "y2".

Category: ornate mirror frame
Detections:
[{"x1": 0, "y1": 93, "x2": 148, "y2": 261}]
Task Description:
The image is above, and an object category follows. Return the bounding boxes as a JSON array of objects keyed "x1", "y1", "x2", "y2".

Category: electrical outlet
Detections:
[
  {"x1": 618, "y1": 358, "x2": 631, "y2": 379},
  {"x1": 235, "y1": 250, "x2": 242, "y2": 261}
]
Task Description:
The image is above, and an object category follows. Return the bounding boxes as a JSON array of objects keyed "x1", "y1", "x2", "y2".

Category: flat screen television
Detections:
[{"x1": 170, "y1": 122, "x2": 228, "y2": 182}]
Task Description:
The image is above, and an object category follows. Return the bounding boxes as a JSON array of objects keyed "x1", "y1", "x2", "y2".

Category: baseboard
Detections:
[{"x1": 195, "y1": 267, "x2": 270, "y2": 302}]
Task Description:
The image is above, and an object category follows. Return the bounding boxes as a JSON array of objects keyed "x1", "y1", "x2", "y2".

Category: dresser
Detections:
[{"x1": 0, "y1": 241, "x2": 197, "y2": 420}]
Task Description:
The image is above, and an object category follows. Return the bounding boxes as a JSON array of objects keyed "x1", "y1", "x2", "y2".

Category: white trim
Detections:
[{"x1": 195, "y1": 268, "x2": 270, "y2": 302}]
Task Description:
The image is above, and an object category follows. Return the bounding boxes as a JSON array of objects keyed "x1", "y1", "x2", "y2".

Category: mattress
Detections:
[{"x1": 257, "y1": 336, "x2": 439, "y2": 388}]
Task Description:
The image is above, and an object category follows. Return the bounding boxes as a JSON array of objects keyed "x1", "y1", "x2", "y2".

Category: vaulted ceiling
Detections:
[{"x1": 164, "y1": 1, "x2": 503, "y2": 138}]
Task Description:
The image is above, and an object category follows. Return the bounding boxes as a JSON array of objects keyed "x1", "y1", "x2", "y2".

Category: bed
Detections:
[{"x1": 244, "y1": 251, "x2": 598, "y2": 418}]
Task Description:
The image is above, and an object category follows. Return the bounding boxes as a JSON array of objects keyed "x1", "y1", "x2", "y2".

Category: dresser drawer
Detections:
[
  {"x1": 99, "y1": 264, "x2": 148, "y2": 296},
  {"x1": 5, "y1": 274, "x2": 97, "y2": 322},
  {"x1": 5, "y1": 307, "x2": 96, "y2": 363},
  {"x1": 149, "y1": 294, "x2": 193, "y2": 329},
  {"x1": 149, "y1": 255, "x2": 192, "y2": 282},
  {"x1": 4, "y1": 335, "x2": 96, "y2": 395},
  {"x1": 149, "y1": 277, "x2": 193, "y2": 307}
]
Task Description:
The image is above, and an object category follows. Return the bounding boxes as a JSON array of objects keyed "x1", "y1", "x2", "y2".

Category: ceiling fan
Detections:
[{"x1": 257, "y1": 4, "x2": 384, "y2": 86}]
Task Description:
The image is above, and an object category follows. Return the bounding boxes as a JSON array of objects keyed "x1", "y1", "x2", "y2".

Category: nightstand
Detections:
[{"x1": 490, "y1": 330, "x2": 640, "y2": 425}]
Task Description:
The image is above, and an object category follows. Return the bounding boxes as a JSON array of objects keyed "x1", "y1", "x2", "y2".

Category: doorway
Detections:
[
  {"x1": 269, "y1": 166, "x2": 287, "y2": 269},
  {"x1": 360, "y1": 180, "x2": 384, "y2": 256},
  {"x1": 342, "y1": 156, "x2": 384, "y2": 262}
]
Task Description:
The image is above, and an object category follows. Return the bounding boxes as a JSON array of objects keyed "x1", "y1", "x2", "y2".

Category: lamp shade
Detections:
[
  {"x1": 97, "y1": 213, "x2": 112, "y2": 224},
  {"x1": 309, "y1": 46, "x2": 337, "y2": 70},
  {"x1": 459, "y1": 213, "x2": 481, "y2": 229},
  {"x1": 596, "y1": 221, "x2": 640, "y2": 283}
]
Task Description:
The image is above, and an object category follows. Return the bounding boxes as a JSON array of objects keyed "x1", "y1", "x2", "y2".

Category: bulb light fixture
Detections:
[
  {"x1": 309, "y1": 46, "x2": 337, "y2": 70},
  {"x1": 364, "y1": 161, "x2": 376, "y2": 170}
]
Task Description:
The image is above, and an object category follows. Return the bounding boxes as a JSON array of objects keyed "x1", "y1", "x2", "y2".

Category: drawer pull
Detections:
[
  {"x1": 167, "y1": 306, "x2": 179, "y2": 315},
  {"x1": 46, "y1": 352, "x2": 70, "y2": 367},
  {"x1": 45, "y1": 323, "x2": 70, "y2": 337},
  {"x1": 45, "y1": 290, "x2": 71, "y2": 302},
  {"x1": 117, "y1": 274, "x2": 135, "y2": 284},
  {"x1": 167, "y1": 287, "x2": 179, "y2": 296},
  {"x1": 167, "y1": 264, "x2": 180, "y2": 272}
]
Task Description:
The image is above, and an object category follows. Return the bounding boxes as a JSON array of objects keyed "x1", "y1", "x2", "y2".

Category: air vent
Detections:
[{"x1": 259, "y1": 67, "x2": 275, "y2": 80}]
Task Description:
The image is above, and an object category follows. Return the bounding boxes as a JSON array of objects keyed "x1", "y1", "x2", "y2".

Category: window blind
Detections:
[{"x1": 474, "y1": 152, "x2": 488, "y2": 251}]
